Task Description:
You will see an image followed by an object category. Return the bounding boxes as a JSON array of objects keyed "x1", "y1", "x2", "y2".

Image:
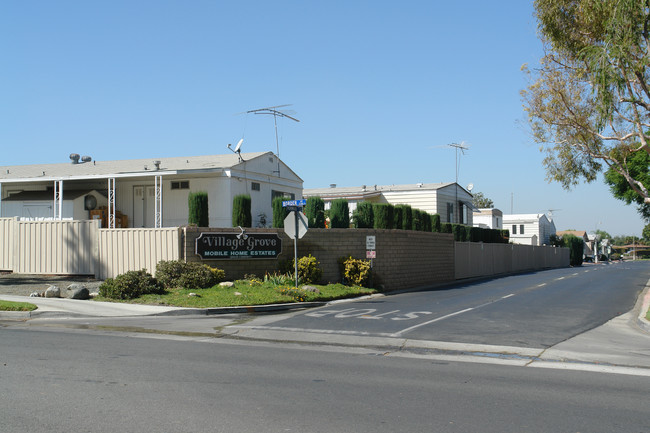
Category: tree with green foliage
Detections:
[
  {"x1": 305, "y1": 196, "x2": 325, "y2": 228},
  {"x1": 522, "y1": 0, "x2": 650, "y2": 204},
  {"x1": 562, "y1": 234, "x2": 584, "y2": 266},
  {"x1": 232, "y1": 194, "x2": 252, "y2": 227},
  {"x1": 272, "y1": 197, "x2": 288, "y2": 228},
  {"x1": 642, "y1": 223, "x2": 650, "y2": 242},
  {"x1": 352, "y1": 201, "x2": 374, "y2": 228},
  {"x1": 604, "y1": 150, "x2": 650, "y2": 221},
  {"x1": 188, "y1": 191, "x2": 209, "y2": 227},
  {"x1": 329, "y1": 199, "x2": 349, "y2": 228},
  {"x1": 472, "y1": 192, "x2": 494, "y2": 209}
]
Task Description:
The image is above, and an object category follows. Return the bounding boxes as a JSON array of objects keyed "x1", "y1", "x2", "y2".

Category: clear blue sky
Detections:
[{"x1": 1, "y1": 0, "x2": 643, "y2": 237}]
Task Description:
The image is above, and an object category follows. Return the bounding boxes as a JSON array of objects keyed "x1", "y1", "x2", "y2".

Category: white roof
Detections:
[
  {"x1": 0, "y1": 151, "x2": 293, "y2": 183},
  {"x1": 304, "y1": 182, "x2": 460, "y2": 199}
]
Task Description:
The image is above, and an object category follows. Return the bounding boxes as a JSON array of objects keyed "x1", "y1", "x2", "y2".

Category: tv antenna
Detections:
[
  {"x1": 247, "y1": 104, "x2": 300, "y2": 176},
  {"x1": 227, "y1": 138, "x2": 244, "y2": 162},
  {"x1": 447, "y1": 142, "x2": 469, "y2": 224}
]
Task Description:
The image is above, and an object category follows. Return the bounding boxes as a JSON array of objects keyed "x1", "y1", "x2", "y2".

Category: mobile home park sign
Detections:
[{"x1": 195, "y1": 232, "x2": 282, "y2": 259}]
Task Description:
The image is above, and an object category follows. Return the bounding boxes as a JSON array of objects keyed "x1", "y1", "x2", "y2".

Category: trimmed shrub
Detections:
[
  {"x1": 188, "y1": 191, "x2": 209, "y2": 227},
  {"x1": 281, "y1": 254, "x2": 323, "y2": 284},
  {"x1": 401, "y1": 205, "x2": 413, "y2": 230},
  {"x1": 178, "y1": 263, "x2": 225, "y2": 290},
  {"x1": 272, "y1": 196, "x2": 289, "y2": 228},
  {"x1": 232, "y1": 194, "x2": 252, "y2": 227},
  {"x1": 305, "y1": 196, "x2": 326, "y2": 228},
  {"x1": 99, "y1": 269, "x2": 163, "y2": 300},
  {"x1": 441, "y1": 223, "x2": 453, "y2": 233},
  {"x1": 329, "y1": 199, "x2": 350, "y2": 228},
  {"x1": 431, "y1": 214, "x2": 441, "y2": 232},
  {"x1": 393, "y1": 205, "x2": 404, "y2": 230},
  {"x1": 412, "y1": 209, "x2": 422, "y2": 231},
  {"x1": 340, "y1": 256, "x2": 372, "y2": 287},
  {"x1": 352, "y1": 201, "x2": 374, "y2": 228},
  {"x1": 156, "y1": 260, "x2": 225, "y2": 289},
  {"x1": 373, "y1": 203, "x2": 394, "y2": 229}
]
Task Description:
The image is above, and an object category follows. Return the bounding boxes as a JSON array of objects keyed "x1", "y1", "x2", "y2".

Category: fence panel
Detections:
[
  {"x1": 13, "y1": 220, "x2": 99, "y2": 275},
  {"x1": 0, "y1": 218, "x2": 16, "y2": 271},
  {"x1": 97, "y1": 228, "x2": 181, "y2": 279}
]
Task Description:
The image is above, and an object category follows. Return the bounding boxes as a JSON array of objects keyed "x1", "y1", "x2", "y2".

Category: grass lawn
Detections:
[
  {"x1": 0, "y1": 300, "x2": 38, "y2": 312},
  {"x1": 96, "y1": 281, "x2": 376, "y2": 308}
]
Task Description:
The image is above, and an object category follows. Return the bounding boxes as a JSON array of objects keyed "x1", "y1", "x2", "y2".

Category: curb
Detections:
[{"x1": 636, "y1": 283, "x2": 650, "y2": 334}]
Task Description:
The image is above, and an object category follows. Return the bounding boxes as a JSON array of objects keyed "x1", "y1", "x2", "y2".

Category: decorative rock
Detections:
[
  {"x1": 219, "y1": 281, "x2": 234, "y2": 288},
  {"x1": 44, "y1": 285, "x2": 61, "y2": 298},
  {"x1": 70, "y1": 287, "x2": 90, "y2": 300},
  {"x1": 188, "y1": 292, "x2": 199, "y2": 297},
  {"x1": 29, "y1": 291, "x2": 42, "y2": 297},
  {"x1": 234, "y1": 292, "x2": 242, "y2": 296},
  {"x1": 302, "y1": 285, "x2": 320, "y2": 293},
  {"x1": 89, "y1": 291, "x2": 99, "y2": 298}
]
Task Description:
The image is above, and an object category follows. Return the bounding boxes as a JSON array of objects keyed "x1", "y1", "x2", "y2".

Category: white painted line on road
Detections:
[
  {"x1": 537, "y1": 283, "x2": 547, "y2": 287},
  {"x1": 390, "y1": 308, "x2": 474, "y2": 337},
  {"x1": 555, "y1": 277, "x2": 566, "y2": 281},
  {"x1": 502, "y1": 294, "x2": 515, "y2": 299}
]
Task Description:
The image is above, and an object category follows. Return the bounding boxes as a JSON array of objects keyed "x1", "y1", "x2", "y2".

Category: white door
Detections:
[{"x1": 133, "y1": 186, "x2": 156, "y2": 227}]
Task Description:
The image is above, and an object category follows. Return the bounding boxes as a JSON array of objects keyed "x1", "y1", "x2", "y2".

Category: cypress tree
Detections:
[
  {"x1": 188, "y1": 191, "x2": 209, "y2": 227},
  {"x1": 329, "y1": 199, "x2": 350, "y2": 228},
  {"x1": 305, "y1": 197, "x2": 325, "y2": 228},
  {"x1": 232, "y1": 194, "x2": 252, "y2": 227}
]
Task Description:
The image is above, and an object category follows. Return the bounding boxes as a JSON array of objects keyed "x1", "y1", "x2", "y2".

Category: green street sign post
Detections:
[{"x1": 283, "y1": 199, "x2": 308, "y2": 287}]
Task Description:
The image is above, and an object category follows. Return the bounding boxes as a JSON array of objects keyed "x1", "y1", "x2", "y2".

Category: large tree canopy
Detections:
[{"x1": 522, "y1": 0, "x2": 650, "y2": 203}]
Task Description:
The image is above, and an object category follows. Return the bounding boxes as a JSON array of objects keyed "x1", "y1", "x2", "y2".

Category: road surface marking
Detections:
[{"x1": 390, "y1": 308, "x2": 474, "y2": 337}]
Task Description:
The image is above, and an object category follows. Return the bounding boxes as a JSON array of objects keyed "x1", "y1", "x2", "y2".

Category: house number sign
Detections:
[{"x1": 195, "y1": 232, "x2": 282, "y2": 259}]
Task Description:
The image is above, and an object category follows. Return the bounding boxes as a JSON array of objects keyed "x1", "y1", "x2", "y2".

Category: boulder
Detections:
[
  {"x1": 69, "y1": 287, "x2": 90, "y2": 300},
  {"x1": 219, "y1": 281, "x2": 234, "y2": 288},
  {"x1": 44, "y1": 285, "x2": 61, "y2": 298},
  {"x1": 302, "y1": 285, "x2": 320, "y2": 293}
]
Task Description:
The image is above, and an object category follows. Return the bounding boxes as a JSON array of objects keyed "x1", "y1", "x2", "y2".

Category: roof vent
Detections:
[
  {"x1": 81, "y1": 155, "x2": 92, "y2": 163},
  {"x1": 417, "y1": 183, "x2": 423, "y2": 188},
  {"x1": 69, "y1": 153, "x2": 80, "y2": 164},
  {"x1": 330, "y1": 184, "x2": 337, "y2": 188},
  {"x1": 362, "y1": 185, "x2": 367, "y2": 191},
  {"x1": 153, "y1": 160, "x2": 161, "y2": 170}
]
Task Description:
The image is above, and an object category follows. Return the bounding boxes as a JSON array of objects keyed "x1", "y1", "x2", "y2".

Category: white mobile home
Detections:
[
  {"x1": 503, "y1": 213, "x2": 556, "y2": 246},
  {"x1": 0, "y1": 152, "x2": 302, "y2": 228},
  {"x1": 304, "y1": 182, "x2": 475, "y2": 225}
]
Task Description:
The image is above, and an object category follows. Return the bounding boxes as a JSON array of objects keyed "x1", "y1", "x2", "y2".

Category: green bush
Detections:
[
  {"x1": 232, "y1": 194, "x2": 252, "y2": 227},
  {"x1": 393, "y1": 204, "x2": 404, "y2": 230},
  {"x1": 340, "y1": 256, "x2": 372, "y2": 287},
  {"x1": 178, "y1": 263, "x2": 225, "y2": 290},
  {"x1": 352, "y1": 201, "x2": 374, "y2": 228},
  {"x1": 99, "y1": 269, "x2": 163, "y2": 300},
  {"x1": 412, "y1": 209, "x2": 422, "y2": 231},
  {"x1": 373, "y1": 203, "x2": 394, "y2": 229},
  {"x1": 329, "y1": 199, "x2": 350, "y2": 228},
  {"x1": 188, "y1": 191, "x2": 209, "y2": 227},
  {"x1": 281, "y1": 254, "x2": 323, "y2": 284},
  {"x1": 431, "y1": 214, "x2": 441, "y2": 232},
  {"x1": 156, "y1": 260, "x2": 225, "y2": 290},
  {"x1": 305, "y1": 196, "x2": 326, "y2": 228},
  {"x1": 562, "y1": 234, "x2": 584, "y2": 266},
  {"x1": 272, "y1": 196, "x2": 289, "y2": 228}
]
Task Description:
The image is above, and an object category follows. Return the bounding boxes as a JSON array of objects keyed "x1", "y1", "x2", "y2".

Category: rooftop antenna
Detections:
[
  {"x1": 227, "y1": 138, "x2": 244, "y2": 162},
  {"x1": 447, "y1": 142, "x2": 469, "y2": 224},
  {"x1": 246, "y1": 104, "x2": 300, "y2": 176},
  {"x1": 547, "y1": 208, "x2": 562, "y2": 218}
]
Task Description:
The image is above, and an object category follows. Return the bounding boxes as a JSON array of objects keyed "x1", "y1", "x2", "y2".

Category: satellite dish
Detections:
[
  {"x1": 467, "y1": 183, "x2": 474, "y2": 192},
  {"x1": 234, "y1": 138, "x2": 243, "y2": 153}
]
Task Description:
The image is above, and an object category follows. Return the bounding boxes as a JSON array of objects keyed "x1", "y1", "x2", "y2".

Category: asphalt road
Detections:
[
  {"x1": 240, "y1": 262, "x2": 649, "y2": 348},
  {"x1": 2, "y1": 327, "x2": 649, "y2": 433}
]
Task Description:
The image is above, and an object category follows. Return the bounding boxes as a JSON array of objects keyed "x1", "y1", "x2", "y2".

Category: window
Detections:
[
  {"x1": 171, "y1": 180, "x2": 189, "y2": 190},
  {"x1": 447, "y1": 203, "x2": 454, "y2": 223},
  {"x1": 520, "y1": 224, "x2": 525, "y2": 234},
  {"x1": 272, "y1": 190, "x2": 295, "y2": 200},
  {"x1": 251, "y1": 182, "x2": 260, "y2": 191},
  {"x1": 512, "y1": 224, "x2": 517, "y2": 235}
]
